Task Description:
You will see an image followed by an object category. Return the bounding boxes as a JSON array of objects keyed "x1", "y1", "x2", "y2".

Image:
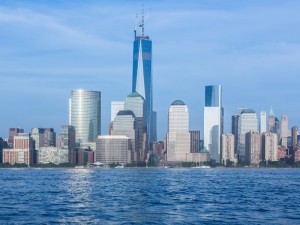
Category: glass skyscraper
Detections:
[
  {"x1": 204, "y1": 85, "x2": 223, "y2": 163},
  {"x1": 132, "y1": 27, "x2": 155, "y2": 146},
  {"x1": 69, "y1": 89, "x2": 101, "y2": 144}
]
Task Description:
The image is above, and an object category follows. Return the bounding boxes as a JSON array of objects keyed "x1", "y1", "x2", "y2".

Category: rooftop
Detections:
[
  {"x1": 116, "y1": 110, "x2": 135, "y2": 117},
  {"x1": 171, "y1": 100, "x2": 186, "y2": 106},
  {"x1": 241, "y1": 108, "x2": 255, "y2": 114},
  {"x1": 127, "y1": 91, "x2": 143, "y2": 98}
]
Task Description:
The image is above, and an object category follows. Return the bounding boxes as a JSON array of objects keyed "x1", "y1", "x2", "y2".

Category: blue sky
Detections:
[{"x1": 1, "y1": 0, "x2": 300, "y2": 139}]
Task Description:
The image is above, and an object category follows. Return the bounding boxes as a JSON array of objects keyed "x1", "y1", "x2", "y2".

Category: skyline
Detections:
[{"x1": 1, "y1": 1, "x2": 300, "y2": 139}]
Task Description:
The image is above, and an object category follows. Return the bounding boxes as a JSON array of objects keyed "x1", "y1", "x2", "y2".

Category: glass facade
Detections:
[
  {"x1": 205, "y1": 85, "x2": 221, "y2": 107},
  {"x1": 132, "y1": 34, "x2": 154, "y2": 145},
  {"x1": 69, "y1": 90, "x2": 101, "y2": 144}
]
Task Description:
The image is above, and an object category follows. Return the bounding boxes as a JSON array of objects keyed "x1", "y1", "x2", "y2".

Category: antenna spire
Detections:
[{"x1": 142, "y1": 4, "x2": 144, "y2": 36}]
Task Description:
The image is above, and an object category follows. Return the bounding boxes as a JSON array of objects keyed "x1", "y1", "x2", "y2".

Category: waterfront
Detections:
[{"x1": 1, "y1": 168, "x2": 300, "y2": 224}]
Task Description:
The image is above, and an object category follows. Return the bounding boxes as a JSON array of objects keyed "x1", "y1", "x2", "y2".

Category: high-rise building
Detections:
[
  {"x1": 245, "y1": 131, "x2": 261, "y2": 166},
  {"x1": 0, "y1": 138, "x2": 8, "y2": 163},
  {"x1": 268, "y1": 107, "x2": 275, "y2": 133},
  {"x1": 132, "y1": 21, "x2": 155, "y2": 145},
  {"x1": 280, "y1": 115, "x2": 289, "y2": 147},
  {"x1": 260, "y1": 111, "x2": 267, "y2": 133},
  {"x1": 204, "y1": 85, "x2": 223, "y2": 163},
  {"x1": 167, "y1": 100, "x2": 190, "y2": 162},
  {"x1": 124, "y1": 91, "x2": 148, "y2": 161},
  {"x1": 262, "y1": 132, "x2": 278, "y2": 162},
  {"x1": 69, "y1": 89, "x2": 101, "y2": 144},
  {"x1": 238, "y1": 109, "x2": 258, "y2": 161},
  {"x1": 8, "y1": 128, "x2": 24, "y2": 148},
  {"x1": 291, "y1": 126, "x2": 298, "y2": 147},
  {"x1": 111, "y1": 101, "x2": 125, "y2": 122},
  {"x1": 96, "y1": 135, "x2": 131, "y2": 164},
  {"x1": 44, "y1": 128, "x2": 56, "y2": 147},
  {"x1": 57, "y1": 125, "x2": 76, "y2": 163},
  {"x1": 221, "y1": 133, "x2": 235, "y2": 165},
  {"x1": 111, "y1": 110, "x2": 137, "y2": 162},
  {"x1": 231, "y1": 115, "x2": 239, "y2": 154},
  {"x1": 190, "y1": 131, "x2": 200, "y2": 153},
  {"x1": 31, "y1": 128, "x2": 45, "y2": 150}
]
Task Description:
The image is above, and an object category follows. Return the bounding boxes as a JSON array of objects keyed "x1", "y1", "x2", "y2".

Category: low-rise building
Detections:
[{"x1": 38, "y1": 147, "x2": 69, "y2": 164}]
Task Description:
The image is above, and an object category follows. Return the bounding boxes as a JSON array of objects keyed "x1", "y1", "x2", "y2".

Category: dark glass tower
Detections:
[{"x1": 132, "y1": 25, "x2": 154, "y2": 147}]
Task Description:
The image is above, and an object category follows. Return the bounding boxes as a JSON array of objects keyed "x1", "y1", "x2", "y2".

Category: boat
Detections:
[
  {"x1": 115, "y1": 165, "x2": 125, "y2": 169},
  {"x1": 192, "y1": 165, "x2": 211, "y2": 169}
]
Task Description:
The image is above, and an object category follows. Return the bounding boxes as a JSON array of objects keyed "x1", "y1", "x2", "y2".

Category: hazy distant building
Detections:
[
  {"x1": 38, "y1": 147, "x2": 69, "y2": 165},
  {"x1": 204, "y1": 85, "x2": 223, "y2": 163},
  {"x1": 69, "y1": 89, "x2": 101, "y2": 144},
  {"x1": 260, "y1": 111, "x2": 267, "y2": 133},
  {"x1": 0, "y1": 138, "x2": 8, "y2": 163},
  {"x1": 167, "y1": 100, "x2": 190, "y2": 162},
  {"x1": 44, "y1": 128, "x2": 56, "y2": 147},
  {"x1": 96, "y1": 135, "x2": 131, "y2": 164},
  {"x1": 8, "y1": 128, "x2": 24, "y2": 148},
  {"x1": 238, "y1": 109, "x2": 258, "y2": 161},
  {"x1": 111, "y1": 110, "x2": 137, "y2": 162},
  {"x1": 3, "y1": 133, "x2": 34, "y2": 165},
  {"x1": 111, "y1": 101, "x2": 125, "y2": 122},
  {"x1": 153, "y1": 141, "x2": 165, "y2": 159},
  {"x1": 222, "y1": 133, "x2": 235, "y2": 165},
  {"x1": 280, "y1": 115, "x2": 289, "y2": 147},
  {"x1": 190, "y1": 131, "x2": 200, "y2": 153},
  {"x1": 268, "y1": 107, "x2": 275, "y2": 133},
  {"x1": 291, "y1": 126, "x2": 298, "y2": 146},
  {"x1": 232, "y1": 115, "x2": 239, "y2": 154},
  {"x1": 262, "y1": 132, "x2": 278, "y2": 162},
  {"x1": 245, "y1": 131, "x2": 261, "y2": 166}
]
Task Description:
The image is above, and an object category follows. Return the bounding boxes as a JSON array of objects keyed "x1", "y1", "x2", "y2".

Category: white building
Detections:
[
  {"x1": 204, "y1": 85, "x2": 223, "y2": 163},
  {"x1": 38, "y1": 147, "x2": 69, "y2": 164},
  {"x1": 280, "y1": 115, "x2": 289, "y2": 147},
  {"x1": 111, "y1": 101, "x2": 125, "y2": 122},
  {"x1": 260, "y1": 111, "x2": 267, "y2": 133},
  {"x1": 238, "y1": 109, "x2": 258, "y2": 161},
  {"x1": 167, "y1": 100, "x2": 190, "y2": 162},
  {"x1": 96, "y1": 135, "x2": 131, "y2": 164}
]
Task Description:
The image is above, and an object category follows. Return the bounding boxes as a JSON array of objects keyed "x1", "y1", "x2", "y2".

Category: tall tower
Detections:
[
  {"x1": 204, "y1": 85, "x2": 223, "y2": 163},
  {"x1": 280, "y1": 115, "x2": 289, "y2": 147},
  {"x1": 69, "y1": 89, "x2": 101, "y2": 144},
  {"x1": 132, "y1": 15, "x2": 155, "y2": 147},
  {"x1": 167, "y1": 100, "x2": 190, "y2": 162},
  {"x1": 260, "y1": 111, "x2": 267, "y2": 133}
]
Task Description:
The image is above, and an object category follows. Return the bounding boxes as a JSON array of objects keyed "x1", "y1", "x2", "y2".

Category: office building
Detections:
[
  {"x1": 111, "y1": 101, "x2": 125, "y2": 122},
  {"x1": 280, "y1": 115, "x2": 289, "y2": 147},
  {"x1": 190, "y1": 131, "x2": 200, "y2": 153},
  {"x1": 96, "y1": 135, "x2": 131, "y2": 164},
  {"x1": 167, "y1": 100, "x2": 190, "y2": 162},
  {"x1": 0, "y1": 138, "x2": 8, "y2": 163},
  {"x1": 238, "y1": 109, "x2": 258, "y2": 161},
  {"x1": 69, "y1": 89, "x2": 101, "y2": 144},
  {"x1": 57, "y1": 125, "x2": 76, "y2": 163},
  {"x1": 232, "y1": 115, "x2": 239, "y2": 154},
  {"x1": 124, "y1": 91, "x2": 148, "y2": 161},
  {"x1": 245, "y1": 131, "x2": 261, "y2": 166},
  {"x1": 111, "y1": 110, "x2": 137, "y2": 162},
  {"x1": 262, "y1": 132, "x2": 278, "y2": 162},
  {"x1": 204, "y1": 85, "x2": 223, "y2": 163},
  {"x1": 291, "y1": 126, "x2": 298, "y2": 146},
  {"x1": 132, "y1": 21, "x2": 155, "y2": 145},
  {"x1": 260, "y1": 111, "x2": 267, "y2": 133},
  {"x1": 222, "y1": 133, "x2": 235, "y2": 165},
  {"x1": 268, "y1": 107, "x2": 275, "y2": 133}
]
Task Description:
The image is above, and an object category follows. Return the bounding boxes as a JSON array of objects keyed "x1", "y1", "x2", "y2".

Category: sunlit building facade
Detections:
[{"x1": 69, "y1": 89, "x2": 101, "y2": 144}]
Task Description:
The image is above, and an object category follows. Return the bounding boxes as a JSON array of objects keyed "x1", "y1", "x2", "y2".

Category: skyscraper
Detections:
[
  {"x1": 132, "y1": 20, "x2": 155, "y2": 146},
  {"x1": 260, "y1": 111, "x2": 267, "y2": 133},
  {"x1": 262, "y1": 132, "x2": 278, "y2": 162},
  {"x1": 190, "y1": 131, "x2": 200, "y2": 153},
  {"x1": 204, "y1": 85, "x2": 223, "y2": 163},
  {"x1": 111, "y1": 101, "x2": 125, "y2": 122},
  {"x1": 238, "y1": 109, "x2": 258, "y2": 161},
  {"x1": 231, "y1": 115, "x2": 239, "y2": 154},
  {"x1": 280, "y1": 115, "x2": 289, "y2": 147},
  {"x1": 69, "y1": 89, "x2": 101, "y2": 144},
  {"x1": 222, "y1": 133, "x2": 235, "y2": 166},
  {"x1": 167, "y1": 100, "x2": 190, "y2": 162},
  {"x1": 268, "y1": 107, "x2": 275, "y2": 133},
  {"x1": 245, "y1": 131, "x2": 261, "y2": 166}
]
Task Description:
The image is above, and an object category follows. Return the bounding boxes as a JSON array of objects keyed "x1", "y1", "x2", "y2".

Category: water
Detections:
[{"x1": 1, "y1": 168, "x2": 300, "y2": 224}]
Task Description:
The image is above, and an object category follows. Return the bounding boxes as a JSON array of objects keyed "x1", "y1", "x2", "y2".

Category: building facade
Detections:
[
  {"x1": 280, "y1": 115, "x2": 289, "y2": 147},
  {"x1": 238, "y1": 109, "x2": 258, "y2": 161},
  {"x1": 167, "y1": 100, "x2": 190, "y2": 162},
  {"x1": 232, "y1": 115, "x2": 239, "y2": 154},
  {"x1": 96, "y1": 135, "x2": 131, "y2": 164},
  {"x1": 260, "y1": 111, "x2": 267, "y2": 133},
  {"x1": 262, "y1": 132, "x2": 278, "y2": 162},
  {"x1": 8, "y1": 128, "x2": 24, "y2": 148},
  {"x1": 204, "y1": 85, "x2": 223, "y2": 163},
  {"x1": 222, "y1": 133, "x2": 236, "y2": 165},
  {"x1": 111, "y1": 101, "x2": 125, "y2": 122},
  {"x1": 190, "y1": 131, "x2": 200, "y2": 153},
  {"x1": 38, "y1": 147, "x2": 69, "y2": 164},
  {"x1": 245, "y1": 131, "x2": 261, "y2": 166},
  {"x1": 69, "y1": 89, "x2": 101, "y2": 144}
]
